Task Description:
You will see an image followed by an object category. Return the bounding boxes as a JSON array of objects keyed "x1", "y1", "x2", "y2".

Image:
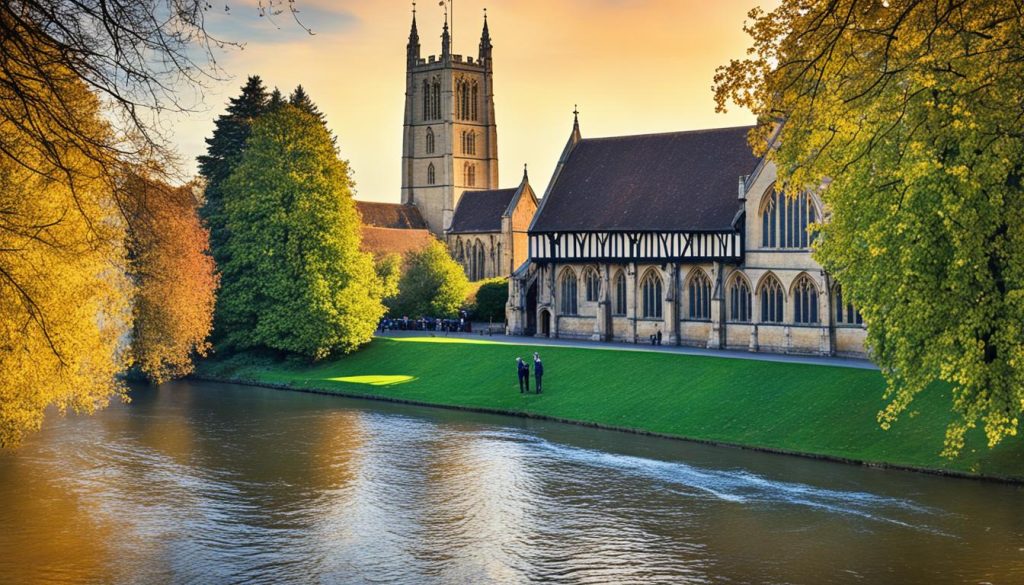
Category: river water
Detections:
[{"x1": 0, "y1": 381, "x2": 1022, "y2": 584}]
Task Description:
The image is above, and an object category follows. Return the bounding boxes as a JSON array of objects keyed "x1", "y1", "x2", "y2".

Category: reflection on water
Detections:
[{"x1": 1, "y1": 381, "x2": 1022, "y2": 584}]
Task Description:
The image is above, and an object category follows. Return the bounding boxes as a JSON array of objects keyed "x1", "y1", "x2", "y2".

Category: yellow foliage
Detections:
[{"x1": 0, "y1": 55, "x2": 131, "y2": 447}]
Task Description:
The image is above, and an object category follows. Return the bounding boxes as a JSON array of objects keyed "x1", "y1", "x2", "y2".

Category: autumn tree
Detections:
[
  {"x1": 389, "y1": 240, "x2": 470, "y2": 318},
  {"x1": 219, "y1": 105, "x2": 385, "y2": 358},
  {"x1": 124, "y1": 175, "x2": 219, "y2": 384},
  {"x1": 715, "y1": 1, "x2": 1024, "y2": 455},
  {"x1": 0, "y1": 58, "x2": 132, "y2": 447}
]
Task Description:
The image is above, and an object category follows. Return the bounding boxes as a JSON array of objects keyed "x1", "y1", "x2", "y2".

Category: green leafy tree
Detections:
[
  {"x1": 473, "y1": 278, "x2": 508, "y2": 322},
  {"x1": 374, "y1": 253, "x2": 402, "y2": 303},
  {"x1": 714, "y1": 1, "x2": 1024, "y2": 455},
  {"x1": 219, "y1": 104, "x2": 384, "y2": 358},
  {"x1": 389, "y1": 240, "x2": 469, "y2": 318}
]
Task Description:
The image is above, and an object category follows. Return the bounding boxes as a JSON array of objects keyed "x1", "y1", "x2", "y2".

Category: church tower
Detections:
[{"x1": 401, "y1": 11, "x2": 499, "y2": 235}]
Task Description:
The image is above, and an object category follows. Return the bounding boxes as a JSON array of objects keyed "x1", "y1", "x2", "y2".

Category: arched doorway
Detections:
[{"x1": 539, "y1": 309, "x2": 551, "y2": 338}]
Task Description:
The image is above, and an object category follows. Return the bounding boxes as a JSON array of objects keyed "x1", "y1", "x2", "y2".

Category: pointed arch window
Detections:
[
  {"x1": 613, "y1": 271, "x2": 627, "y2": 316},
  {"x1": 426, "y1": 127, "x2": 435, "y2": 154},
  {"x1": 834, "y1": 284, "x2": 864, "y2": 326},
  {"x1": 584, "y1": 268, "x2": 600, "y2": 302},
  {"x1": 431, "y1": 79, "x2": 441, "y2": 120},
  {"x1": 759, "y1": 275, "x2": 785, "y2": 323},
  {"x1": 793, "y1": 275, "x2": 820, "y2": 324},
  {"x1": 427, "y1": 163, "x2": 436, "y2": 185},
  {"x1": 560, "y1": 269, "x2": 578, "y2": 316},
  {"x1": 729, "y1": 276, "x2": 752, "y2": 323},
  {"x1": 761, "y1": 190, "x2": 817, "y2": 249},
  {"x1": 475, "y1": 241, "x2": 486, "y2": 280},
  {"x1": 641, "y1": 271, "x2": 663, "y2": 319},
  {"x1": 471, "y1": 82, "x2": 479, "y2": 121},
  {"x1": 422, "y1": 80, "x2": 430, "y2": 120},
  {"x1": 688, "y1": 269, "x2": 712, "y2": 320},
  {"x1": 464, "y1": 163, "x2": 476, "y2": 187}
]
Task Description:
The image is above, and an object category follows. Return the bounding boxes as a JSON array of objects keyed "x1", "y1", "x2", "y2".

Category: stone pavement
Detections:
[{"x1": 379, "y1": 328, "x2": 879, "y2": 370}]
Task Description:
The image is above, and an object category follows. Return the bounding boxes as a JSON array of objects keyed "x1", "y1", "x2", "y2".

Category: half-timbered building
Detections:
[{"x1": 507, "y1": 117, "x2": 867, "y2": 357}]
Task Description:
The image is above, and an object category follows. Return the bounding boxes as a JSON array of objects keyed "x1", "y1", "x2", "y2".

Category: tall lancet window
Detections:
[
  {"x1": 464, "y1": 163, "x2": 476, "y2": 187},
  {"x1": 471, "y1": 82, "x2": 479, "y2": 120},
  {"x1": 427, "y1": 163, "x2": 436, "y2": 185},
  {"x1": 422, "y1": 80, "x2": 430, "y2": 120},
  {"x1": 431, "y1": 79, "x2": 441, "y2": 119},
  {"x1": 426, "y1": 127, "x2": 435, "y2": 154}
]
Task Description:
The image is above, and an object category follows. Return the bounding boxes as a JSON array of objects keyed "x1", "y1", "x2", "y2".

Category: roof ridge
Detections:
[{"x1": 580, "y1": 125, "x2": 755, "y2": 143}]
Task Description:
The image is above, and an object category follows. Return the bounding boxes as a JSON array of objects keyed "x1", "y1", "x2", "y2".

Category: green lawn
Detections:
[{"x1": 197, "y1": 336, "x2": 1024, "y2": 480}]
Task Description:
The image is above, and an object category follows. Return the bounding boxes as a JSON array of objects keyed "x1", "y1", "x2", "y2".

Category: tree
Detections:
[
  {"x1": 124, "y1": 175, "x2": 218, "y2": 384},
  {"x1": 714, "y1": 1, "x2": 1024, "y2": 455},
  {"x1": 374, "y1": 253, "x2": 403, "y2": 303},
  {"x1": 198, "y1": 76, "x2": 270, "y2": 266},
  {"x1": 390, "y1": 240, "x2": 470, "y2": 318},
  {"x1": 1, "y1": 1, "x2": 308, "y2": 178},
  {"x1": 0, "y1": 61, "x2": 132, "y2": 447},
  {"x1": 289, "y1": 85, "x2": 325, "y2": 123},
  {"x1": 219, "y1": 105, "x2": 384, "y2": 358},
  {"x1": 473, "y1": 278, "x2": 509, "y2": 322}
]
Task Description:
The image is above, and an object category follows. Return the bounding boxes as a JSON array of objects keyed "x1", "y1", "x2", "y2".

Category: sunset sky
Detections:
[{"x1": 173, "y1": 0, "x2": 771, "y2": 203}]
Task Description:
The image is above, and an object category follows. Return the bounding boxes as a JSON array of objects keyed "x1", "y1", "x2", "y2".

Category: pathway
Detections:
[{"x1": 380, "y1": 328, "x2": 879, "y2": 370}]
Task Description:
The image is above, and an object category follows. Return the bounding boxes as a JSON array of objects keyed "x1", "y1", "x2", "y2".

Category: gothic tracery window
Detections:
[
  {"x1": 688, "y1": 269, "x2": 712, "y2": 320},
  {"x1": 641, "y1": 270, "x2": 663, "y2": 319},
  {"x1": 761, "y1": 190, "x2": 817, "y2": 249},
  {"x1": 759, "y1": 274, "x2": 785, "y2": 323},
  {"x1": 729, "y1": 275, "x2": 752, "y2": 323},
  {"x1": 464, "y1": 163, "x2": 476, "y2": 187},
  {"x1": 427, "y1": 163, "x2": 436, "y2": 185},
  {"x1": 426, "y1": 127, "x2": 434, "y2": 154},
  {"x1": 792, "y1": 274, "x2": 820, "y2": 324},
  {"x1": 560, "y1": 269, "x2": 578, "y2": 315}
]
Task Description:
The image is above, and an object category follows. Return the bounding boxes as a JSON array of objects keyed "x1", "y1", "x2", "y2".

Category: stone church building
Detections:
[{"x1": 506, "y1": 117, "x2": 868, "y2": 357}]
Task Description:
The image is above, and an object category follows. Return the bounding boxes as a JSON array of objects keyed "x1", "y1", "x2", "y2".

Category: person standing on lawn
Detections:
[
  {"x1": 533, "y1": 352, "x2": 544, "y2": 394},
  {"x1": 516, "y1": 357, "x2": 530, "y2": 393}
]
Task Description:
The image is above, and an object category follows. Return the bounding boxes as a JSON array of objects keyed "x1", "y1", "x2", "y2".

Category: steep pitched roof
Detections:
[
  {"x1": 359, "y1": 226, "x2": 434, "y2": 257},
  {"x1": 448, "y1": 188, "x2": 518, "y2": 234},
  {"x1": 355, "y1": 201, "x2": 427, "y2": 229},
  {"x1": 530, "y1": 126, "x2": 759, "y2": 233}
]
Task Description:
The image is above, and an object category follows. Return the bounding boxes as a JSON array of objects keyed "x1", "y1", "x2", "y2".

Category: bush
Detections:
[{"x1": 472, "y1": 278, "x2": 508, "y2": 322}]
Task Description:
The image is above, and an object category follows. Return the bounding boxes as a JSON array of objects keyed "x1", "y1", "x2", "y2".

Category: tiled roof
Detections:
[
  {"x1": 356, "y1": 201, "x2": 427, "y2": 229},
  {"x1": 360, "y1": 226, "x2": 434, "y2": 257},
  {"x1": 448, "y1": 188, "x2": 518, "y2": 234},
  {"x1": 531, "y1": 126, "x2": 759, "y2": 233}
]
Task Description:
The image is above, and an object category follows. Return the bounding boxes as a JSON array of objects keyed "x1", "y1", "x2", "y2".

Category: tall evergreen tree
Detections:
[
  {"x1": 219, "y1": 105, "x2": 385, "y2": 358},
  {"x1": 289, "y1": 85, "x2": 325, "y2": 124},
  {"x1": 197, "y1": 75, "x2": 269, "y2": 265},
  {"x1": 268, "y1": 87, "x2": 286, "y2": 112}
]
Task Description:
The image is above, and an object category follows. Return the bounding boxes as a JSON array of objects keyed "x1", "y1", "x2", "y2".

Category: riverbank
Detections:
[{"x1": 195, "y1": 336, "x2": 1024, "y2": 481}]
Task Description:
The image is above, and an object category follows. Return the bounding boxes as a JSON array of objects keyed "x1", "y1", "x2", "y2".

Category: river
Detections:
[{"x1": 0, "y1": 380, "x2": 1022, "y2": 584}]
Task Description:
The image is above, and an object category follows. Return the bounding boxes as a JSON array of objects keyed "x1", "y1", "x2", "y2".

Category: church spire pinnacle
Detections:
[
  {"x1": 407, "y1": 3, "x2": 420, "y2": 64},
  {"x1": 572, "y1": 104, "x2": 581, "y2": 136},
  {"x1": 479, "y1": 7, "x2": 492, "y2": 64},
  {"x1": 441, "y1": 12, "x2": 451, "y2": 60}
]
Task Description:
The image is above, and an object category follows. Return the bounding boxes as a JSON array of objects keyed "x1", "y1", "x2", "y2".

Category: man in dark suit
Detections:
[
  {"x1": 533, "y1": 352, "x2": 544, "y2": 394},
  {"x1": 516, "y1": 357, "x2": 529, "y2": 393}
]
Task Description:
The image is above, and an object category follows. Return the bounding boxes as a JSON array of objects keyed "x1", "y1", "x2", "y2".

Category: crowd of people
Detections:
[{"x1": 378, "y1": 314, "x2": 471, "y2": 334}]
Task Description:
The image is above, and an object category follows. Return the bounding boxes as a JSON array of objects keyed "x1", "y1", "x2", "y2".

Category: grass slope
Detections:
[{"x1": 199, "y1": 336, "x2": 1024, "y2": 480}]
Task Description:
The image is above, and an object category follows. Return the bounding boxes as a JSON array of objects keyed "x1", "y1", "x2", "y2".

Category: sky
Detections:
[{"x1": 170, "y1": 0, "x2": 769, "y2": 203}]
